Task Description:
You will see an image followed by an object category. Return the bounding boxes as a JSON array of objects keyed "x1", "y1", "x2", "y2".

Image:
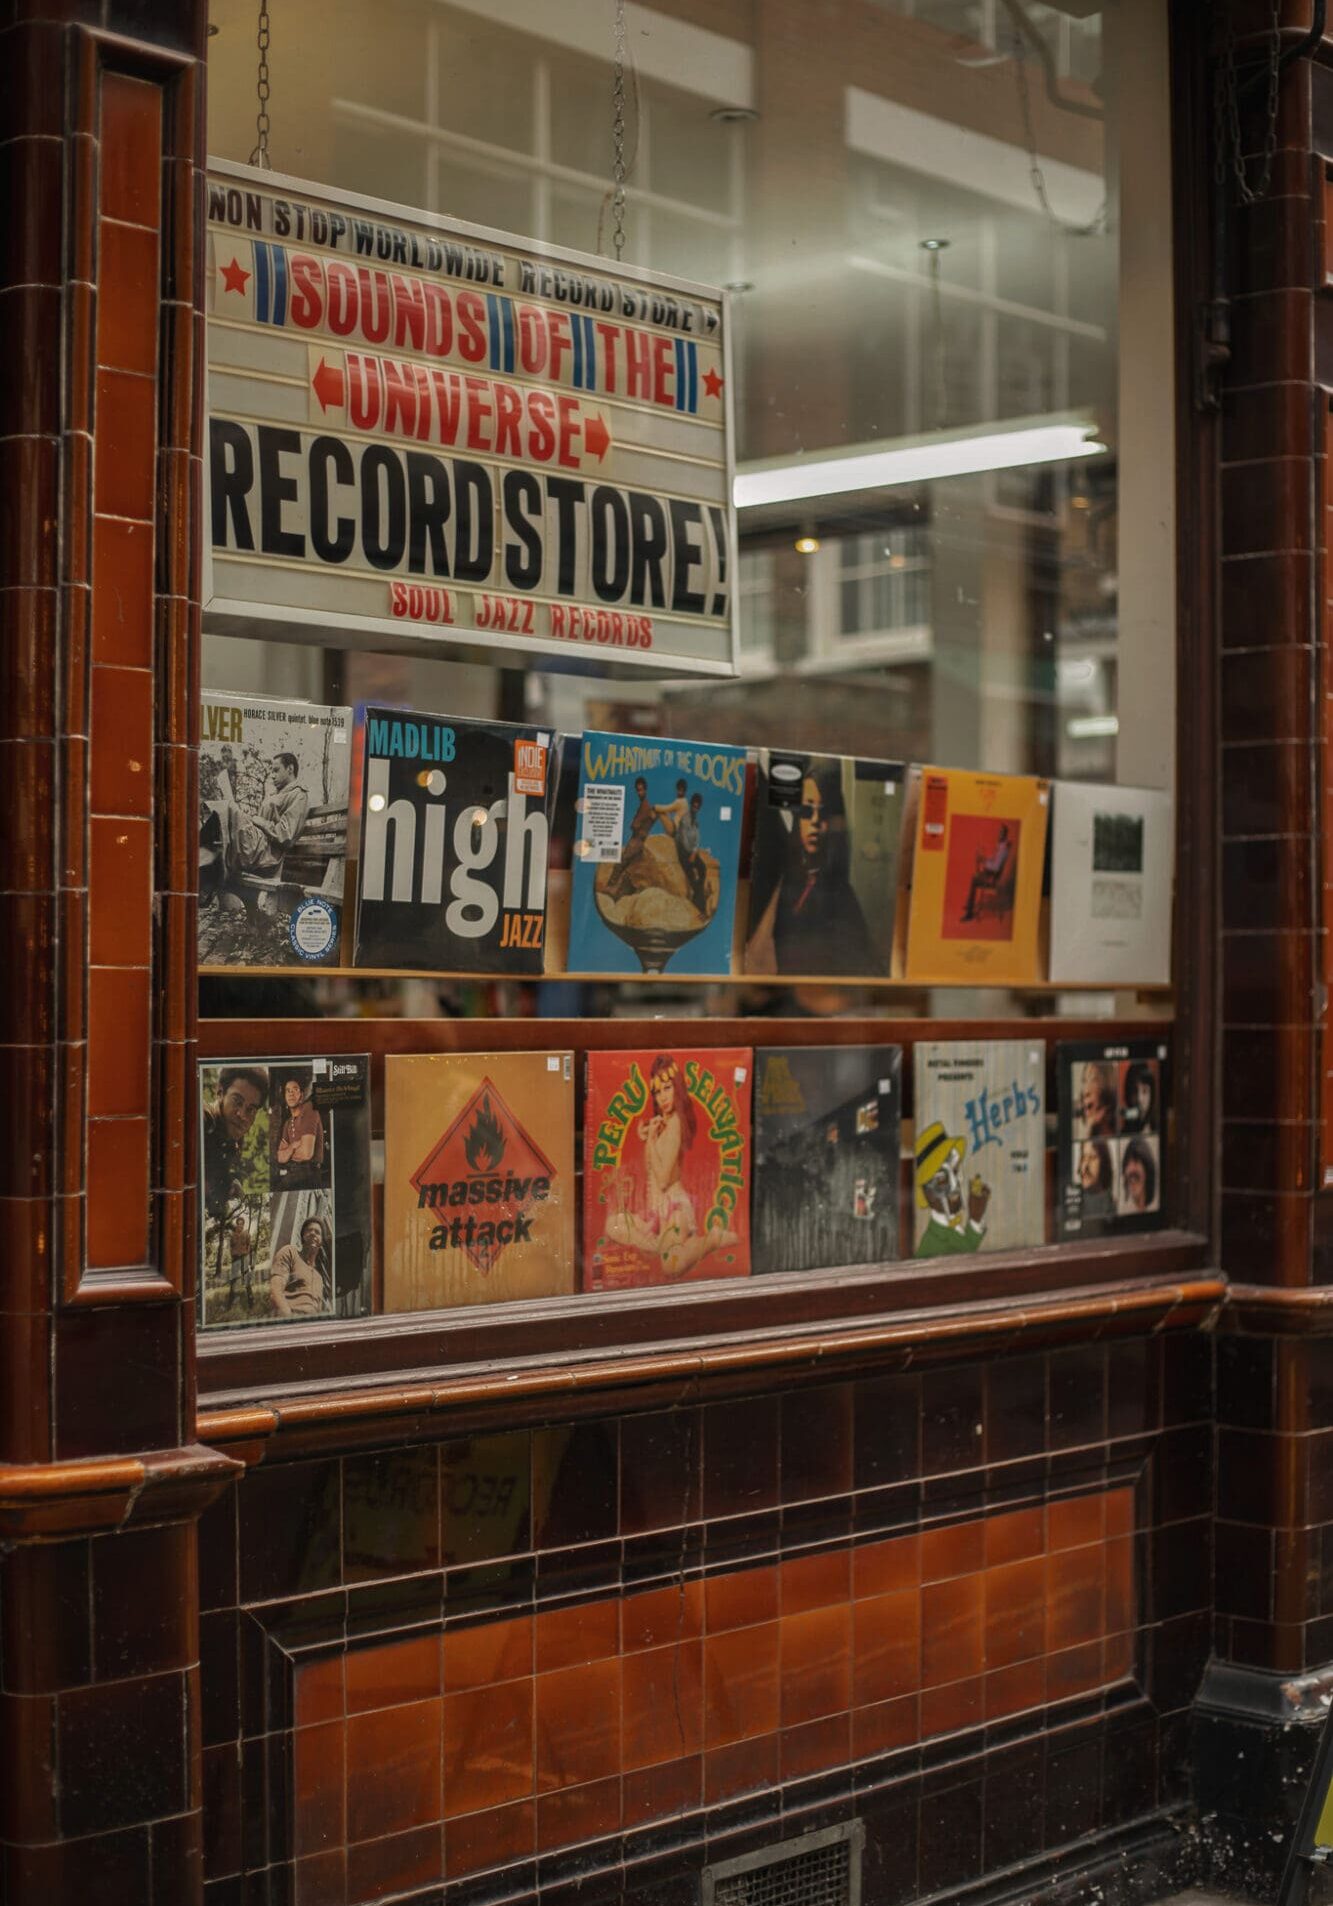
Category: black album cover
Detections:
[
  {"x1": 199, "y1": 1054, "x2": 372, "y2": 1328},
  {"x1": 753, "y1": 1045, "x2": 902, "y2": 1274},
  {"x1": 353, "y1": 708, "x2": 559, "y2": 973},
  {"x1": 1057, "y1": 1037, "x2": 1169, "y2": 1239}
]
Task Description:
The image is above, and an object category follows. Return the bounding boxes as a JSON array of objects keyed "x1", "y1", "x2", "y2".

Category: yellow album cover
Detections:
[
  {"x1": 903, "y1": 767, "x2": 1049, "y2": 985},
  {"x1": 383, "y1": 1051, "x2": 575, "y2": 1312}
]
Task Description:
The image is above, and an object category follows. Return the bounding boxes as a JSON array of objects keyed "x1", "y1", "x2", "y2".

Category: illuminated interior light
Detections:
[{"x1": 735, "y1": 424, "x2": 1108, "y2": 511}]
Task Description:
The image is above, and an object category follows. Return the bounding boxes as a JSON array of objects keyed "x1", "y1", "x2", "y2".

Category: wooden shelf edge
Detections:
[{"x1": 199, "y1": 962, "x2": 1174, "y2": 994}]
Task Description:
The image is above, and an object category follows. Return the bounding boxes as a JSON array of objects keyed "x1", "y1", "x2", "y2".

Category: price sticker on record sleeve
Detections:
[
  {"x1": 513, "y1": 737, "x2": 548, "y2": 797},
  {"x1": 922, "y1": 774, "x2": 950, "y2": 849},
  {"x1": 580, "y1": 783, "x2": 626, "y2": 862}
]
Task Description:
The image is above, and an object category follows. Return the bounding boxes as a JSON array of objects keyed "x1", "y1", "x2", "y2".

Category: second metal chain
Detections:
[
  {"x1": 611, "y1": 0, "x2": 628, "y2": 260},
  {"x1": 1220, "y1": 0, "x2": 1282, "y2": 206},
  {"x1": 249, "y1": 2, "x2": 272, "y2": 170}
]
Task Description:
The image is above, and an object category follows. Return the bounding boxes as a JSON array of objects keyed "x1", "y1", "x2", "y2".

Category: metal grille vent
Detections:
[{"x1": 702, "y1": 1822, "x2": 864, "y2": 1906}]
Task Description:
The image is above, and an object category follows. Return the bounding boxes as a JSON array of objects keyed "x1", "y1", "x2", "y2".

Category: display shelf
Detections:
[{"x1": 199, "y1": 963, "x2": 1174, "y2": 995}]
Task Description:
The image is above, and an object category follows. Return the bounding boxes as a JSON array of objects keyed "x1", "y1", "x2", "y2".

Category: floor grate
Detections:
[{"x1": 702, "y1": 1822, "x2": 864, "y2": 1906}]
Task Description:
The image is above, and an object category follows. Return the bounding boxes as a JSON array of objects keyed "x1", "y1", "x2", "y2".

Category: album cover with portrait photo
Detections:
[
  {"x1": 1057, "y1": 1037, "x2": 1169, "y2": 1239},
  {"x1": 902, "y1": 768, "x2": 1049, "y2": 984},
  {"x1": 567, "y1": 731, "x2": 746, "y2": 978},
  {"x1": 198, "y1": 1054, "x2": 371, "y2": 1329},
  {"x1": 1049, "y1": 782, "x2": 1173, "y2": 985},
  {"x1": 583, "y1": 1047, "x2": 752, "y2": 1289},
  {"x1": 744, "y1": 750, "x2": 905, "y2": 979},
  {"x1": 753, "y1": 1045, "x2": 901, "y2": 1273}
]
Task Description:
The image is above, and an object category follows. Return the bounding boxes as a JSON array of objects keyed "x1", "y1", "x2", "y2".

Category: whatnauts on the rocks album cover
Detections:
[
  {"x1": 382, "y1": 1051, "x2": 575, "y2": 1311},
  {"x1": 753, "y1": 1045, "x2": 902, "y2": 1274},
  {"x1": 583, "y1": 1048, "x2": 752, "y2": 1289},
  {"x1": 1057, "y1": 1037, "x2": 1169, "y2": 1240},
  {"x1": 744, "y1": 751, "x2": 904, "y2": 979},
  {"x1": 912, "y1": 1040, "x2": 1046, "y2": 1257},
  {"x1": 198, "y1": 692, "x2": 351, "y2": 967},
  {"x1": 353, "y1": 708, "x2": 559, "y2": 974},
  {"x1": 567, "y1": 730, "x2": 746, "y2": 977},
  {"x1": 198, "y1": 1054, "x2": 372, "y2": 1328}
]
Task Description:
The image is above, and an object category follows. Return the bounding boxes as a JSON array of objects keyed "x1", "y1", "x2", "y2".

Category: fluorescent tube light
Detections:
[
  {"x1": 1066, "y1": 714, "x2": 1120, "y2": 740},
  {"x1": 734, "y1": 423, "x2": 1107, "y2": 511}
]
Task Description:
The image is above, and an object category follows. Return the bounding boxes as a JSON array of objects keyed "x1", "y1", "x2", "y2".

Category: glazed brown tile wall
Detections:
[{"x1": 198, "y1": 1336, "x2": 1212, "y2": 1906}]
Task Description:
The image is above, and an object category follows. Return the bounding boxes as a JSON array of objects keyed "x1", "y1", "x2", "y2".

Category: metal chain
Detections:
[
  {"x1": 1220, "y1": 0, "x2": 1282, "y2": 206},
  {"x1": 249, "y1": 2, "x2": 272, "y2": 170},
  {"x1": 611, "y1": 0, "x2": 628, "y2": 260},
  {"x1": 1011, "y1": 29, "x2": 1106, "y2": 237}
]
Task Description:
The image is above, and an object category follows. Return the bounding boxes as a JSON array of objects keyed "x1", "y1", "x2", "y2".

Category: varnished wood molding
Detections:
[
  {"x1": 0, "y1": 1441, "x2": 240, "y2": 1538},
  {"x1": 1223, "y1": 1282, "x2": 1333, "y2": 1334},
  {"x1": 197, "y1": 1268, "x2": 1225, "y2": 1462}
]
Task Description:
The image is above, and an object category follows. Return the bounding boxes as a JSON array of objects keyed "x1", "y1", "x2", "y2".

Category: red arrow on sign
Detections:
[
  {"x1": 584, "y1": 414, "x2": 611, "y2": 461},
  {"x1": 312, "y1": 357, "x2": 345, "y2": 412}
]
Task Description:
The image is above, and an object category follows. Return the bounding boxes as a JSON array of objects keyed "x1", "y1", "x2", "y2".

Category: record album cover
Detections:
[
  {"x1": 198, "y1": 693, "x2": 351, "y2": 966},
  {"x1": 383, "y1": 1051, "x2": 575, "y2": 1311},
  {"x1": 744, "y1": 751, "x2": 905, "y2": 978},
  {"x1": 1049, "y1": 782, "x2": 1173, "y2": 985},
  {"x1": 199, "y1": 1054, "x2": 371, "y2": 1327},
  {"x1": 903, "y1": 768, "x2": 1049, "y2": 985},
  {"x1": 1057, "y1": 1037, "x2": 1169, "y2": 1239},
  {"x1": 583, "y1": 1047, "x2": 752, "y2": 1288},
  {"x1": 753, "y1": 1045, "x2": 902, "y2": 1273},
  {"x1": 913, "y1": 1040, "x2": 1045, "y2": 1256},
  {"x1": 567, "y1": 731, "x2": 746, "y2": 976},
  {"x1": 353, "y1": 708, "x2": 558, "y2": 973}
]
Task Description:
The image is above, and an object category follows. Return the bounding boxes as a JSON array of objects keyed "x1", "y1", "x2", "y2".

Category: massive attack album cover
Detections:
[
  {"x1": 753, "y1": 1045, "x2": 902, "y2": 1273},
  {"x1": 383, "y1": 1051, "x2": 575, "y2": 1311},
  {"x1": 353, "y1": 707, "x2": 559, "y2": 973},
  {"x1": 583, "y1": 1047, "x2": 752, "y2": 1289}
]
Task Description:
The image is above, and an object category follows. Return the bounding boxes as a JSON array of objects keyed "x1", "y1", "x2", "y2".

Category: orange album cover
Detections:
[
  {"x1": 383, "y1": 1051, "x2": 575, "y2": 1312},
  {"x1": 903, "y1": 767, "x2": 1049, "y2": 984}
]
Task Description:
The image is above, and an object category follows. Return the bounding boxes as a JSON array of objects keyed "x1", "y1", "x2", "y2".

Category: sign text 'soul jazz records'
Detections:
[{"x1": 204, "y1": 163, "x2": 738, "y2": 676}]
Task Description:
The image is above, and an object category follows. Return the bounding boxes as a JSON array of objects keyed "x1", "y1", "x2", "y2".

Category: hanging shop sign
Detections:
[{"x1": 203, "y1": 161, "x2": 738, "y2": 677}]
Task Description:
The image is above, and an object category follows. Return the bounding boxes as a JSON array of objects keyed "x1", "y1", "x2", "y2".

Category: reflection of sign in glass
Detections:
[{"x1": 205, "y1": 162, "x2": 737, "y2": 677}]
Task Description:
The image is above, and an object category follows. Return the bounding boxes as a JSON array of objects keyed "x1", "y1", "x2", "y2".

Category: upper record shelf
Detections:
[{"x1": 197, "y1": 962, "x2": 1172, "y2": 994}]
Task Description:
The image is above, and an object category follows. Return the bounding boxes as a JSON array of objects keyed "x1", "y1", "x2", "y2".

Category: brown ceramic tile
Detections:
[
  {"x1": 293, "y1": 1848, "x2": 346, "y2": 1906},
  {"x1": 87, "y1": 966, "x2": 149, "y2": 1120},
  {"x1": 780, "y1": 1604, "x2": 851, "y2": 1726},
  {"x1": 90, "y1": 1522, "x2": 191, "y2": 1680},
  {"x1": 238, "y1": 1459, "x2": 342, "y2": 1603},
  {"x1": 621, "y1": 1580, "x2": 703, "y2": 1653},
  {"x1": 55, "y1": 1302, "x2": 178, "y2": 1458},
  {"x1": 0, "y1": 585, "x2": 57, "y2": 744},
  {"x1": 443, "y1": 1614, "x2": 533, "y2": 1691},
  {"x1": 535, "y1": 1595, "x2": 619, "y2": 1674},
  {"x1": 1, "y1": 132, "x2": 63, "y2": 286},
  {"x1": 346, "y1": 1823, "x2": 441, "y2": 1904},
  {"x1": 703, "y1": 1396, "x2": 779, "y2": 1519},
  {"x1": 851, "y1": 1586, "x2": 919, "y2": 1707},
  {"x1": 1047, "y1": 1492, "x2": 1105, "y2": 1552},
  {"x1": 1048, "y1": 1351, "x2": 1106, "y2": 1450},
  {"x1": 853, "y1": 1372, "x2": 921, "y2": 1488},
  {"x1": 622, "y1": 1751, "x2": 702, "y2": 1826},
  {"x1": 99, "y1": 72, "x2": 163, "y2": 229},
  {"x1": 780, "y1": 1710, "x2": 850, "y2": 1781},
  {"x1": 97, "y1": 219, "x2": 160, "y2": 377},
  {"x1": 984, "y1": 1505, "x2": 1044, "y2": 1566},
  {"x1": 444, "y1": 1797, "x2": 535, "y2": 1878},
  {"x1": 345, "y1": 1632, "x2": 440, "y2": 1715},
  {"x1": 94, "y1": 369, "x2": 157, "y2": 522},
  {"x1": 984, "y1": 1657, "x2": 1047, "y2": 1719},
  {"x1": 703, "y1": 1620, "x2": 779, "y2": 1748},
  {"x1": 0, "y1": 283, "x2": 61, "y2": 443},
  {"x1": 620, "y1": 1408, "x2": 701, "y2": 1533},
  {"x1": 781, "y1": 1546, "x2": 850, "y2": 1615},
  {"x1": 921, "y1": 1675, "x2": 983, "y2": 1739},
  {"x1": 535, "y1": 1658, "x2": 621, "y2": 1792},
  {"x1": 1223, "y1": 551, "x2": 1313, "y2": 649},
  {"x1": 1229, "y1": 288, "x2": 1315, "y2": 390},
  {"x1": 921, "y1": 1518, "x2": 984, "y2": 1583},
  {"x1": 343, "y1": 1446, "x2": 439, "y2": 1582},
  {"x1": 442, "y1": 1679, "x2": 533, "y2": 1817},
  {"x1": 0, "y1": 1540, "x2": 91, "y2": 1693},
  {"x1": 853, "y1": 1531, "x2": 920, "y2": 1599},
  {"x1": 702, "y1": 1730, "x2": 778, "y2": 1805},
  {"x1": 90, "y1": 664, "x2": 153, "y2": 817},
  {"x1": 0, "y1": 434, "x2": 59, "y2": 589},
  {"x1": 532, "y1": 1420, "x2": 618, "y2": 1548},
  {"x1": 621, "y1": 1637, "x2": 703, "y2": 1770},
  {"x1": 345, "y1": 1699, "x2": 441, "y2": 1845},
  {"x1": 983, "y1": 1556, "x2": 1046, "y2": 1671},
  {"x1": 704, "y1": 1561, "x2": 778, "y2": 1634},
  {"x1": 441, "y1": 1431, "x2": 531, "y2": 1565},
  {"x1": 92, "y1": 517, "x2": 155, "y2": 667},
  {"x1": 1045, "y1": 1544, "x2": 1105, "y2": 1652},
  {"x1": 537, "y1": 1773, "x2": 621, "y2": 1851},
  {"x1": 854, "y1": 1692, "x2": 920, "y2": 1764},
  {"x1": 921, "y1": 1576, "x2": 983, "y2": 1689},
  {"x1": 293, "y1": 1718, "x2": 345, "y2": 1858},
  {"x1": 57, "y1": 1669, "x2": 186, "y2": 1837},
  {"x1": 85, "y1": 1114, "x2": 150, "y2": 1267},
  {"x1": 780, "y1": 1383, "x2": 853, "y2": 1503},
  {"x1": 89, "y1": 814, "x2": 151, "y2": 966},
  {"x1": 295, "y1": 1656, "x2": 345, "y2": 1730},
  {"x1": 1046, "y1": 1639, "x2": 1106, "y2": 1704}
]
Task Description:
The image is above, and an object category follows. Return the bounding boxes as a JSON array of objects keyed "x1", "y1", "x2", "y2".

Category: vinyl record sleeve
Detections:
[
  {"x1": 903, "y1": 768, "x2": 1049, "y2": 985},
  {"x1": 583, "y1": 1047, "x2": 752, "y2": 1289},
  {"x1": 198, "y1": 692, "x2": 351, "y2": 966},
  {"x1": 912, "y1": 1040, "x2": 1046, "y2": 1256},
  {"x1": 753, "y1": 1046, "x2": 902, "y2": 1273},
  {"x1": 1048, "y1": 782, "x2": 1173, "y2": 985},
  {"x1": 1056, "y1": 1037, "x2": 1170, "y2": 1239},
  {"x1": 567, "y1": 731, "x2": 746, "y2": 977},
  {"x1": 353, "y1": 708, "x2": 558, "y2": 973},
  {"x1": 743, "y1": 751, "x2": 904, "y2": 979},
  {"x1": 383, "y1": 1051, "x2": 576, "y2": 1311},
  {"x1": 199, "y1": 1054, "x2": 371, "y2": 1327}
]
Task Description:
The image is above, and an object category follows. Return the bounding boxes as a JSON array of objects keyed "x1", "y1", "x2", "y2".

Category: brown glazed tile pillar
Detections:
[
  {"x1": 0, "y1": 4, "x2": 235, "y2": 1901},
  {"x1": 1199, "y1": 14, "x2": 1333, "y2": 1888}
]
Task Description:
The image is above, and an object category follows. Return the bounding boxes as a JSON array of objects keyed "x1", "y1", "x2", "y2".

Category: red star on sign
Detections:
[
  {"x1": 702, "y1": 367, "x2": 724, "y2": 400},
  {"x1": 219, "y1": 256, "x2": 250, "y2": 295}
]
